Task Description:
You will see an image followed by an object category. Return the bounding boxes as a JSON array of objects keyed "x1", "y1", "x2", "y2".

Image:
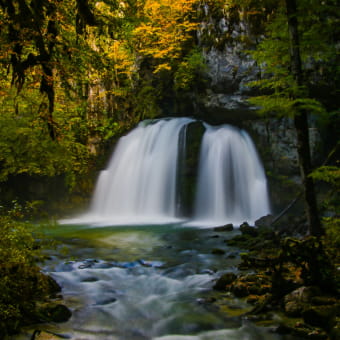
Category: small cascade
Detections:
[
  {"x1": 192, "y1": 124, "x2": 270, "y2": 226},
  {"x1": 62, "y1": 117, "x2": 270, "y2": 226}
]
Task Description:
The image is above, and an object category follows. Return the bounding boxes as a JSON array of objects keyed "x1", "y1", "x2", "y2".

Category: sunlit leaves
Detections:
[{"x1": 133, "y1": 0, "x2": 199, "y2": 73}]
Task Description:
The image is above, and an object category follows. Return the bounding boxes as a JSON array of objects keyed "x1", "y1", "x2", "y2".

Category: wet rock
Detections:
[
  {"x1": 119, "y1": 261, "x2": 141, "y2": 268},
  {"x1": 94, "y1": 261, "x2": 115, "y2": 269},
  {"x1": 95, "y1": 297, "x2": 117, "y2": 305},
  {"x1": 239, "y1": 222, "x2": 258, "y2": 237},
  {"x1": 78, "y1": 264, "x2": 92, "y2": 269},
  {"x1": 292, "y1": 322, "x2": 328, "y2": 339},
  {"x1": 302, "y1": 305, "x2": 337, "y2": 330},
  {"x1": 284, "y1": 300, "x2": 303, "y2": 317},
  {"x1": 196, "y1": 297, "x2": 217, "y2": 304},
  {"x1": 211, "y1": 248, "x2": 225, "y2": 255},
  {"x1": 213, "y1": 224, "x2": 234, "y2": 232},
  {"x1": 226, "y1": 251, "x2": 238, "y2": 259},
  {"x1": 81, "y1": 276, "x2": 99, "y2": 282},
  {"x1": 45, "y1": 275, "x2": 62, "y2": 297},
  {"x1": 213, "y1": 272, "x2": 237, "y2": 291},
  {"x1": 311, "y1": 296, "x2": 339, "y2": 306},
  {"x1": 246, "y1": 294, "x2": 260, "y2": 304},
  {"x1": 78, "y1": 259, "x2": 99, "y2": 269},
  {"x1": 230, "y1": 273, "x2": 272, "y2": 298},
  {"x1": 274, "y1": 323, "x2": 293, "y2": 335},
  {"x1": 138, "y1": 259, "x2": 164, "y2": 268},
  {"x1": 255, "y1": 215, "x2": 274, "y2": 228},
  {"x1": 39, "y1": 303, "x2": 72, "y2": 323},
  {"x1": 283, "y1": 286, "x2": 320, "y2": 317},
  {"x1": 31, "y1": 330, "x2": 72, "y2": 339},
  {"x1": 232, "y1": 281, "x2": 250, "y2": 297}
]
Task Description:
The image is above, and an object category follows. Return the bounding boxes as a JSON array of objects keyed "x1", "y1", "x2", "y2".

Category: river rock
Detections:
[
  {"x1": 230, "y1": 273, "x2": 271, "y2": 297},
  {"x1": 32, "y1": 330, "x2": 72, "y2": 340},
  {"x1": 239, "y1": 222, "x2": 258, "y2": 237},
  {"x1": 213, "y1": 272, "x2": 237, "y2": 290},
  {"x1": 81, "y1": 276, "x2": 99, "y2": 282},
  {"x1": 255, "y1": 215, "x2": 274, "y2": 228},
  {"x1": 214, "y1": 224, "x2": 234, "y2": 232},
  {"x1": 302, "y1": 305, "x2": 337, "y2": 330},
  {"x1": 292, "y1": 322, "x2": 328, "y2": 339},
  {"x1": 32, "y1": 330, "x2": 58, "y2": 340},
  {"x1": 45, "y1": 275, "x2": 62, "y2": 297},
  {"x1": 39, "y1": 303, "x2": 72, "y2": 323},
  {"x1": 211, "y1": 248, "x2": 226, "y2": 255},
  {"x1": 283, "y1": 286, "x2": 319, "y2": 317}
]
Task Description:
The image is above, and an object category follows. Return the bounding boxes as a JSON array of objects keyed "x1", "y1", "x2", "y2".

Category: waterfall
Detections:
[
  {"x1": 192, "y1": 124, "x2": 270, "y2": 226},
  {"x1": 61, "y1": 118, "x2": 270, "y2": 226},
  {"x1": 79, "y1": 118, "x2": 194, "y2": 225}
]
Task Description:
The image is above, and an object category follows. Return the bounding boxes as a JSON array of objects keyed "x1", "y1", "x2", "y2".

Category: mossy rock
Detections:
[
  {"x1": 292, "y1": 322, "x2": 328, "y2": 339},
  {"x1": 231, "y1": 281, "x2": 250, "y2": 297},
  {"x1": 230, "y1": 273, "x2": 271, "y2": 298},
  {"x1": 211, "y1": 248, "x2": 226, "y2": 255},
  {"x1": 240, "y1": 222, "x2": 258, "y2": 237},
  {"x1": 38, "y1": 303, "x2": 72, "y2": 323},
  {"x1": 214, "y1": 224, "x2": 234, "y2": 232},
  {"x1": 213, "y1": 272, "x2": 237, "y2": 291},
  {"x1": 31, "y1": 330, "x2": 63, "y2": 340},
  {"x1": 44, "y1": 275, "x2": 62, "y2": 297},
  {"x1": 283, "y1": 286, "x2": 320, "y2": 317},
  {"x1": 302, "y1": 305, "x2": 337, "y2": 330}
]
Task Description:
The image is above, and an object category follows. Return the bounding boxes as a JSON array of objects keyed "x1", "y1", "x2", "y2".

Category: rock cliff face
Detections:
[
  {"x1": 199, "y1": 44, "x2": 259, "y2": 123},
  {"x1": 195, "y1": 6, "x2": 321, "y2": 178},
  {"x1": 196, "y1": 5, "x2": 260, "y2": 124}
]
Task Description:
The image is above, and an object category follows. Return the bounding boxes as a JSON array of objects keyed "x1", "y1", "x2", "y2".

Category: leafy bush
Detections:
[{"x1": 0, "y1": 208, "x2": 53, "y2": 336}]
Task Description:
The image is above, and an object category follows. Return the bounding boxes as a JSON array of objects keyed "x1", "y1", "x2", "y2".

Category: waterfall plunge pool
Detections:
[{"x1": 16, "y1": 224, "x2": 296, "y2": 340}]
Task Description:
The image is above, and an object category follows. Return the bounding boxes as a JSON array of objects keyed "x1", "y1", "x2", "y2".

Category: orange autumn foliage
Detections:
[{"x1": 133, "y1": 0, "x2": 199, "y2": 73}]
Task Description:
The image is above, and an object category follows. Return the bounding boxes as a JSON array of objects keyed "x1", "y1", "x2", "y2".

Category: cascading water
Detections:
[
  {"x1": 192, "y1": 124, "x2": 270, "y2": 226},
  {"x1": 62, "y1": 117, "x2": 270, "y2": 226},
  {"x1": 85, "y1": 118, "x2": 193, "y2": 225}
]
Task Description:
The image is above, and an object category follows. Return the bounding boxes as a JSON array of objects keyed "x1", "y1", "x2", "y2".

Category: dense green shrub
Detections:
[{"x1": 0, "y1": 208, "x2": 53, "y2": 336}]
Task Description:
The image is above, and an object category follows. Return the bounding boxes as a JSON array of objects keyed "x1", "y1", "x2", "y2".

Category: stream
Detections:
[{"x1": 17, "y1": 223, "x2": 294, "y2": 340}]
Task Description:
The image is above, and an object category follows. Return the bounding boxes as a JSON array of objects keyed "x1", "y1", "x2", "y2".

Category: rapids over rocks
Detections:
[{"x1": 24, "y1": 224, "x2": 289, "y2": 340}]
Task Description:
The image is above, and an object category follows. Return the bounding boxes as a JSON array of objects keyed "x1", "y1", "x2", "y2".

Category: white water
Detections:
[
  {"x1": 65, "y1": 118, "x2": 193, "y2": 225},
  {"x1": 61, "y1": 117, "x2": 270, "y2": 227},
  {"x1": 192, "y1": 124, "x2": 270, "y2": 226}
]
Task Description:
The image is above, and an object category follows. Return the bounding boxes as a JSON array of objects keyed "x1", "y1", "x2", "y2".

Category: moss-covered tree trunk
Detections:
[{"x1": 285, "y1": 0, "x2": 323, "y2": 236}]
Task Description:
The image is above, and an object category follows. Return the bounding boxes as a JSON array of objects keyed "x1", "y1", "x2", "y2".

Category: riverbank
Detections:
[{"x1": 211, "y1": 219, "x2": 340, "y2": 339}]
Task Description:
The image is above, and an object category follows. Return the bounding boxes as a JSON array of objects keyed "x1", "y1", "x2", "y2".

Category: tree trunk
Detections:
[{"x1": 285, "y1": 0, "x2": 323, "y2": 236}]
